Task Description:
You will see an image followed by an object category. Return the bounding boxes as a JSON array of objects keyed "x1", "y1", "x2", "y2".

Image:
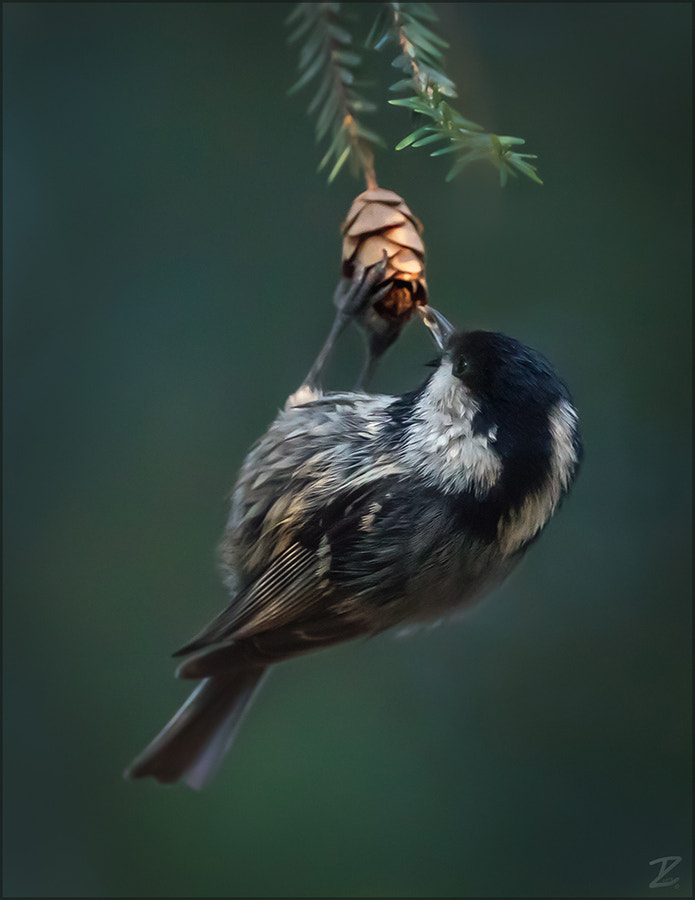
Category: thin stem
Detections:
[{"x1": 318, "y1": 4, "x2": 379, "y2": 186}]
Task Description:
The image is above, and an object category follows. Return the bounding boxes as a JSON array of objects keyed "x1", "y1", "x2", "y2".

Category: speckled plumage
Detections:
[{"x1": 125, "y1": 329, "x2": 582, "y2": 789}]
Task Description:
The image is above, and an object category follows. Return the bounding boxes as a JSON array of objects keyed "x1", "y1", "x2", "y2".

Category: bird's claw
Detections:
[
  {"x1": 302, "y1": 254, "x2": 390, "y2": 391},
  {"x1": 333, "y1": 252, "x2": 389, "y2": 318}
]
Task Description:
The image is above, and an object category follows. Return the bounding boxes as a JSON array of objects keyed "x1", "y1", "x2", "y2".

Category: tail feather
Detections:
[{"x1": 124, "y1": 667, "x2": 268, "y2": 789}]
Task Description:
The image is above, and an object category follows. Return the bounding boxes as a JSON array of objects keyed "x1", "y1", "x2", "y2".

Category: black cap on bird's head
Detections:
[
  {"x1": 418, "y1": 305, "x2": 571, "y2": 417},
  {"x1": 416, "y1": 305, "x2": 582, "y2": 521}
]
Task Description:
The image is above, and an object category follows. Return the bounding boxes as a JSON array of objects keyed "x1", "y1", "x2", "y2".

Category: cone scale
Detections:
[{"x1": 340, "y1": 188, "x2": 428, "y2": 324}]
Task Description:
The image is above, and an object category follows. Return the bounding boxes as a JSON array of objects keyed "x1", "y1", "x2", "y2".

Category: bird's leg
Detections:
[
  {"x1": 302, "y1": 256, "x2": 388, "y2": 391},
  {"x1": 354, "y1": 318, "x2": 398, "y2": 391}
]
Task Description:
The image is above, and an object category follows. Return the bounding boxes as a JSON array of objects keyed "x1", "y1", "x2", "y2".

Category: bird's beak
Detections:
[{"x1": 417, "y1": 305, "x2": 457, "y2": 351}]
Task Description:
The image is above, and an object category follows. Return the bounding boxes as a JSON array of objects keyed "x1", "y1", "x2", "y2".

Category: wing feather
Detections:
[
  {"x1": 174, "y1": 542, "x2": 331, "y2": 657},
  {"x1": 176, "y1": 615, "x2": 368, "y2": 679}
]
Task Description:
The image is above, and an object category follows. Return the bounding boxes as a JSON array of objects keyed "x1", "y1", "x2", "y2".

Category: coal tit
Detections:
[{"x1": 125, "y1": 308, "x2": 582, "y2": 788}]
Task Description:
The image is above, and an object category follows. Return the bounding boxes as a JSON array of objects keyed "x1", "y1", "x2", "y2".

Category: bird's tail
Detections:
[{"x1": 123, "y1": 667, "x2": 268, "y2": 790}]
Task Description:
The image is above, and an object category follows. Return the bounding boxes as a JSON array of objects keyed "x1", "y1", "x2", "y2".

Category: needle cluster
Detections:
[{"x1": 287, "y1": 2, "x2": 542, "y2": 187}]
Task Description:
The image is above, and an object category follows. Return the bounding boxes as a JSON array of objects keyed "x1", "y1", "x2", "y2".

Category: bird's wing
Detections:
[
  {"x1": 173, "y1": 469, "x2": 454, "y2": 680},
  {"x1": 175, "y1": 540, "x2": 334, "y2": 658},
  {"x1": 173, "y1": 529, "x2": 373, "y2": 681},
  {"x1": 175, "y1": 611, "x2": 368, "y2": 679},
  {"x1": 173, "y1": 474, "x2": 391, "y2": 665}
]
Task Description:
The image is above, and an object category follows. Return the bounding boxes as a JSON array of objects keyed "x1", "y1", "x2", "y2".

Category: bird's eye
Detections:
[{"x1": 453, "y1": 356, "x2": 469, "y2": 379}]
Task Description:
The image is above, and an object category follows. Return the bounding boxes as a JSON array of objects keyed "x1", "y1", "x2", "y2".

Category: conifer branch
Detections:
[
  {"x1": 370, "y1": 2, "x2": 543, "y2": 186},
  {"x1": 287, "y1": 3, "x2": 383, "y2": 186}
]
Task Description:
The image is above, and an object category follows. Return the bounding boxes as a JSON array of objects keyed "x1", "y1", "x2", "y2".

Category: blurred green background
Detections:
[{"x1": 3, "y1": 3, "x2": 691, "y2": 897}]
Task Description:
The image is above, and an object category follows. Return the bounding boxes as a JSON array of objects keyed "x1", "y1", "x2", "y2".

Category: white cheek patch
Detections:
[
  {"x1": 548, "y1": 398, "x2": 580, "y2": 491},
  {"x1": 403, "y1": 362, "x2": 502, "y2": 497},
  {"x1": 498, "y1": 397, "x2": 580, "y2": 554}
]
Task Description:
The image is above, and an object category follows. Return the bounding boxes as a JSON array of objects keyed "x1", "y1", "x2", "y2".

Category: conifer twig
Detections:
[
  {"x1": 287, "y1": 3, "x2": 383, "y2": 186},
  {"x1": 371, "y1": 2, "x2": 543, "y2": 185},
  {"x1": 287, "y1": 2, "x2": 542, "y2": 187}
]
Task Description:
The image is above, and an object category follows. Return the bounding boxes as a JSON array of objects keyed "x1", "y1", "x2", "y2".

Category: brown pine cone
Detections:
[{"x1": 341, "y1": 188, "x2": 428, "y2": 323}]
